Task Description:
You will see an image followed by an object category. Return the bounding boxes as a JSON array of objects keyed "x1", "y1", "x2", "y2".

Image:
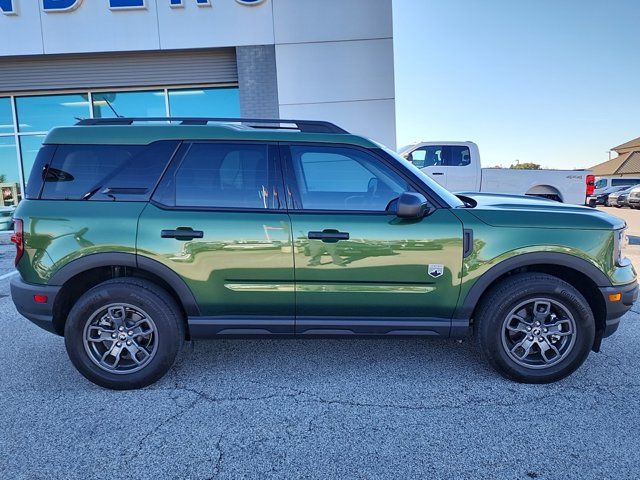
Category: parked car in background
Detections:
[
  {"x1": 594, "y1": 176, "x2": 640, "y2": 190},
  {"x1": 399, "y1": 141, "x2": 594, "y2": 205},
  {"x1": 626, "y1": 187, "x2": 640, "y2": 209},
  {"x1": 609, "y1": 186, "x2": 637, "y2": 208},
  {"x1": 589, "y1": 185, "x2": 632, "y2": 207},
  {"x1": 0, "y1": 206, "x2": 15, "y2": 231}
]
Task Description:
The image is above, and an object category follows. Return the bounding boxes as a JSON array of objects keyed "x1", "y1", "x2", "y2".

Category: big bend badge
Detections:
[{"x1": 428, "y1": 264, "x2": 444, "y2": 278}]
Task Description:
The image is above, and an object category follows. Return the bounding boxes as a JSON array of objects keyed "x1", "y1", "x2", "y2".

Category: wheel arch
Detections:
[
  {"x1": 457, "y1": 252, "x2": 609, "y2": 348},
  {"x1": 525, "y1": 184, "x2": 563, "y2": 202},
  {"x1": 49, "y1": 253, "x2": 199, "y2": 337}
]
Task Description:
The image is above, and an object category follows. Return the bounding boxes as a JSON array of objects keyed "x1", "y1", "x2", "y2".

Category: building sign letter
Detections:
[
  {"x1": 0, "y1": 0, "x2": 16, "y2": 15},
  {"x1": 109, "y1": 0, "x2": 146, "y2": 10},
  {"x1": 42, "y1": 0, "x2": 82, "y2": 12},
  {"x1": 170, "y1": 0, "x2": 211, "y2": 7}
]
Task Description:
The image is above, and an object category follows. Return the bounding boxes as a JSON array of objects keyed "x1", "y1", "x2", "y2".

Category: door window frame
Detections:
[
  {"x1": 279, "y1": 142, "x2": 445, "y2": 215},
  {"x1": 150, "y1": 140, "x2": 287, "y2": 213}
]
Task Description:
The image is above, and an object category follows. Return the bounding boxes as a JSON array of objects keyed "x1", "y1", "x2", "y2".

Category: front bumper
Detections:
[
  {"x1": 11, "y1": 275, "x2": 62, "y2": 335},
  {"x1": 598, "y1": 281, "x2": 638, "y2": 338}
]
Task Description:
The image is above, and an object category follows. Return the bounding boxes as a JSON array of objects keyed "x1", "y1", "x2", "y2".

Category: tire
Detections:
[
  {"x1": 64, "y1": 278, "x2": 185, "y2": 390},
  {"x1": 475, "y1": 272, "x2": 595, "y2": 383}
]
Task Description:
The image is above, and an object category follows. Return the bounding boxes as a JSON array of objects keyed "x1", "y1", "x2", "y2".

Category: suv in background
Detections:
[{"x1": 10, "y1": 118, "x2": 638, "y2": 390}]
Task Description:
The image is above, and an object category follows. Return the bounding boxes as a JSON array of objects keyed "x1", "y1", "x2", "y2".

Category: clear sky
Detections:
[{"x1": 393, "y1": 0, "x2": 640, "y2": 169}]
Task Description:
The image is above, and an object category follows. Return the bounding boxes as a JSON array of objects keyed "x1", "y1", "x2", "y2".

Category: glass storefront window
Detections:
[
  {"x1": 16, "y1": 94, "x2": 90, "y2": 132},
  {"x1": 0, "y1": 97, "x2": 13, "y2": 134},
  {"x1": 3, "y1": 85, "x2": 240, "y2": 206},
  {"x1": 0, "y1": 136, "x2": 20, "y2": 210},
  {"x1": 20, "y1": 135, "x2": 46, "y2": 188},
  {"x1": 0, "y1": 136, "x2": 19, "y2": 184},
  {"x1": 168, "y1": 87, "x2": 240, "y2": 118},
  {"x1": 93, "y1": 90, "x2": 166, "y2": 118}
]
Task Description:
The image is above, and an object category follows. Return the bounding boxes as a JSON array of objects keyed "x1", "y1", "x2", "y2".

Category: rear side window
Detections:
[
  {"x1": 409, "y1": 145, "x2": 471, "y2": 168},
  {"x1": 39, "y1": 141, "x2": 179, "y2": 201},
  {"x1": 611, "y1": 178, "x2": 640, "y2": 186},
  {"x1": 154, "y1": 142, "x2": 283, "y2": 210}
]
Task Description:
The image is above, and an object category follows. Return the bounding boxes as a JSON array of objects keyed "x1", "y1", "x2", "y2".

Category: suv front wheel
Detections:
[
  {"x1": 64, "y1": 278, "x2": 185, "y2": 390},
  {"x1": 476, "y1": 272, "x2": 595, "y2": 383}
]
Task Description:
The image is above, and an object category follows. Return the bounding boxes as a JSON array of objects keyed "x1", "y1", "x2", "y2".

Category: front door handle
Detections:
[
  {"x1": 161, "y1": 228, "x2": 204, "y2": 240},
  {"x1": 432, "y1": 172, "x2": 444, "y2": 176},
  {"x1": 308, "y1": 230, "x2": 350, "y2": 243}
]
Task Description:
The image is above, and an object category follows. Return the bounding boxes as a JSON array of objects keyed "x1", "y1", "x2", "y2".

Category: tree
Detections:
[{"x1": 510, "y1": 162, "x2": 541, "y2": 170}]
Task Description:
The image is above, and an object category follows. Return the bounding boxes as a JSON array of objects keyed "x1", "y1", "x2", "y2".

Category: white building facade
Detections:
[{"x1": 0, "y1": 0, "x2": 395, "y2": 202}]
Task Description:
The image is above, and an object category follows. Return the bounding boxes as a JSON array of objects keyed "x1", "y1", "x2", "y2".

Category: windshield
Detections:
[
  {"x1": 398, "y1": 144, "x2": 417, "y2": 155},
  {"x1": 594, "y1": 178, "x2": 607, "y2": 189},
  {"x1": 379, "y1": 145, "x2": 465, "y2": 208}
]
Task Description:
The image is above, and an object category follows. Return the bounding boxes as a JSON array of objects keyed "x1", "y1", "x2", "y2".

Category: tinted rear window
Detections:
[
  {"x1": 25, "y1": 144, "x2": 56, "y2": 199},
  {"x1": 38, "y1": 141, "x2": 178, "y2": 201}
]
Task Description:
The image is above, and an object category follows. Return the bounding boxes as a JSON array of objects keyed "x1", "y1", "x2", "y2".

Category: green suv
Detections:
[{"x1": 10, "y1": 118, "x2": 638, "y2": 390}]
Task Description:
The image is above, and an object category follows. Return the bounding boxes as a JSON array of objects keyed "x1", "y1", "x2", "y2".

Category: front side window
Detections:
[
  {"x1": 288, "y1": 145, "x2": 409, "y2": 212},
  {"x1": 156, "y1": 143, "x2": 281, "y2": 210}
]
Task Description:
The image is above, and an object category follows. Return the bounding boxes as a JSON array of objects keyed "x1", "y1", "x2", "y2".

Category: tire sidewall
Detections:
[
  {"x1": 64, "y1": 281, "x2": 182, "y2": 390},
  {"x1": 480, "y1": 277, "x2": 595, "y2": 383}
]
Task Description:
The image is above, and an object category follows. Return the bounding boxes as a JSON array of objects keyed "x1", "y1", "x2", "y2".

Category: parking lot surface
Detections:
[{"x1": 2, "y1": 215, "x2": 640, "y2": 478}]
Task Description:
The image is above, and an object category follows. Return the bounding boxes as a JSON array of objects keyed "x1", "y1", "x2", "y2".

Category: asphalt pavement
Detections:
[{"x1": 1, "y1": 240, "x2": 639, "y2": 479}]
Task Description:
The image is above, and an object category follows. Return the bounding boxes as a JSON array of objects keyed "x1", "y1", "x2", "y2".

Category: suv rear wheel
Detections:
[
  {"x1": 476, "y1": 273, "x2": 595, "y2": 383},
  {"x1": 64, "y1": 278, "x2": 184, "y2": 390}
]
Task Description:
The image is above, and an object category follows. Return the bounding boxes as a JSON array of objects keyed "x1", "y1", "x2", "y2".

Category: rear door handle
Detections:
[
  {"x1": 161, "y1": 228, "x2": 204, "y2": 240},
  {"x1": 308, "y1": 230, "x2": 350, "y2": 243},
  {"x1": 432, "y1": 172, "x2": 444, "y2": 176}
]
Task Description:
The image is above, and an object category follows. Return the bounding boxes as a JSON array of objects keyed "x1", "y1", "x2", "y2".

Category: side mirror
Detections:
[{"x1": 396, "y1": 191, "x2": 431, "y2": 218}]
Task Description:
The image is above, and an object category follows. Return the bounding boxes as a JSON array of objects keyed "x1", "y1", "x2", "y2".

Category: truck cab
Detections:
[
  {"x1": 400, "y1": 141, "x2": 594, "y2": 205},
  {"x1": 400, "y1": 141, "x2": 481, "y2": 192}
]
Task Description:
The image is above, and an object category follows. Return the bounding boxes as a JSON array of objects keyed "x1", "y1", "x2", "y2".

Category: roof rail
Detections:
[{"x1": 75, "y1": 117, "x2": 349, "y2": 134}]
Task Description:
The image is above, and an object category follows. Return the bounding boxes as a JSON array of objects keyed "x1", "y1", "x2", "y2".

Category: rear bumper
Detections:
[
  {"x1": 10, "y1": 276, "x2": 62, "y2": 335},
  {"x1": 599, "y1": 281, "x2": 638, "y2": 338}
]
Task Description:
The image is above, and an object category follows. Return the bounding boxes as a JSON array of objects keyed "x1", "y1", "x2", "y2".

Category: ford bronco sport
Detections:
[{"x1": 10, "y1": 117, "x2": 638, "y2": 390}]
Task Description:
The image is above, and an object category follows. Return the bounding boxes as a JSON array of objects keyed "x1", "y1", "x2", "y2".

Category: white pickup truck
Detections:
[{"x1": 399, "y1": 141, "x2": 594, "y2": 205}]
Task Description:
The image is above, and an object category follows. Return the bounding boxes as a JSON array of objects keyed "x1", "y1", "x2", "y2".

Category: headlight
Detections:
[{"x1": 614, "y1": 228, "x2": 628, "y2": 266}]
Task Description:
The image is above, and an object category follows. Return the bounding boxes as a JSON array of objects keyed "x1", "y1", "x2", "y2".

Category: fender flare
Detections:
[
  {"x1": 454, "y1": 252, "x2": 611, "y2": 319},
  {"x1": 48, "y1": 252, "x2": 200, "y2": 316}
]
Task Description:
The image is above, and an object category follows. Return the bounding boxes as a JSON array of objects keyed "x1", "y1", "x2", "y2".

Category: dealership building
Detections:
[{"x1": 0, "y1": 0, "x2": 395, "y2": 210}]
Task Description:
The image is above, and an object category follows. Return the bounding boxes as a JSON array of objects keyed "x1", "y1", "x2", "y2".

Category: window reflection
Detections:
[
  {"x1": 168, "y1": 87, "x2": 240, "y2": 117},
  {"x1": 20, "y1": 135, "x2": 46, "y2": 189},
  {"x1": 93, "y1": 91, "x2": 165, "y2": 118},
  {"x1": 16, "y1": 94, "x2": 90, "y2": 132},
  {"x1": 0, "y1": 98, "x2": 13, "y2": 134},
  {"x1": 0, "y1": 137, "x2": 20, "y2": 215}
]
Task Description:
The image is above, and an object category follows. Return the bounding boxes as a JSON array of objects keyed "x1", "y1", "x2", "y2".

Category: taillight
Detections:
[
  {"x1": 10, "y1": 218, "x2": 24, "y2": 266},
  {"x1": 586, "y1": 174, "x2": 595, "y2": 196}
]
